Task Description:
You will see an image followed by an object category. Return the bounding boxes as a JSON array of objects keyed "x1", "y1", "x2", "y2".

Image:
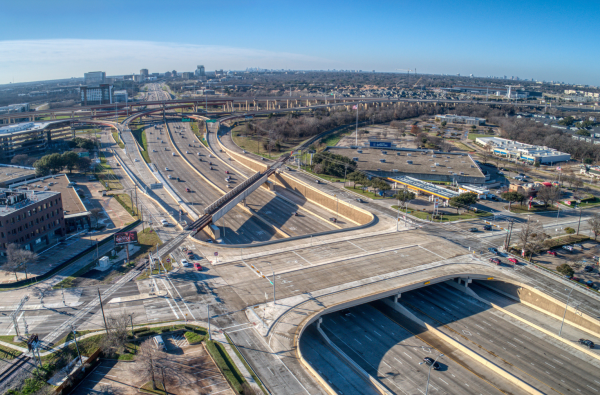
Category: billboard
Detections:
[
  {"x1": 369, "y1": 140, "x2": 392, "y2": 148},
  {"x1": 114, "y1": 231, "x2": 138, "y2": 245}
]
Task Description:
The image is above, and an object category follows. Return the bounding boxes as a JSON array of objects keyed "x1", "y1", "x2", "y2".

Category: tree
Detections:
[
  {"x1": 101, "y1": 310, "x2": 131, "y2": 357},
  {"x1": 588, "y1": 212, "x2": 600, "y2": 240},
  {"x1": 10, "y1": 154, "x2": 29, "y2": 166},
  {"x1": 441, "y1": 121, "x2": 447, "y2": 127},
  {"x1": 135, "y1": 339, "x2": 166, "y2": 390},
  {"x1": 536, "y1": 186, "x2": 561, "y2": 207},
  {"x1": 90, "y1": 208, "x2": 102, "y2": 228},
  {"x1": 556, "y1": 263, "x2": 574, "y2": 277},
  {"x1": 62, "y1": 152, "x2": 80, "y2": 174},
  {"x1": 501, "y1": 191, "x2": 524, "y2": 210},
  {"x1": 450, "y1": 193, "x2": 478, "y2": 207},
  {"x1": 347, "y1": 171, "x2": 364, "y2": 188},
  {"x1": 394, "y1": 189, "x2": 416, "y2": 209},
  {"x1": 5, "y1": 244, "x2": 37, "y2": 281},
  {"x1": 519, "y1": 219, "x2": 546, "y2": 257},
  {"x1": 77, "y1": 157, "x2": 92, "y2": 174}
]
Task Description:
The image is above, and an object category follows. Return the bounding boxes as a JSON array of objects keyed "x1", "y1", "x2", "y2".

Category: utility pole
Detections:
[
  {"x1": 355, "y1": 103, "x2": 359, "y2": 146},
  {"x1": 577, "y1": 208, "x2": 582, "y2": 235},
  {"x1": 71, "y1": 324, "x2": 82, "y2": 365},
  {"x1": 207, "y1": 304, "x2": 211, "y2": 341},
  {"x1": 135, "y1": 187, "x2": 139, "y2": 216},
  {"x1": 97, "y1": 289, "x2": 109, "y2": 332}
]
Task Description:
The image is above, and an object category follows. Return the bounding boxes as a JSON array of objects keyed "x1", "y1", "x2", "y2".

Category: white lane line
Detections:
[
  {"x1": 394, "y1": 357, "x2": 403, "y2": 365},
  {"x1": 417, "y1": 245, "x2": 445, "y2": 259},
  {"x1": 365, "y1": 335, "x2": 373, "y2": 341},
  {"x1": 545, "y1": 362, "x2": 555, "y2": 369},
  {"x1": 354, "y1": 339, "x2": 362, "y2": 345},
  {"x1": 403, "y1": 352, "x2": 412, "y2": 359},
  {"x1": 347, "y1": 241, "x2": 367, "y2": 252},
  {"x1": 506, "y1": 341, "x2": 517, "y2": 348},
  {"x1": 590, "y1": 385, "x2": 600, "y2": 392},
  {"x1": 292, "y1": 251, "x2": 312, "y2": 266},
  {"x1": 382, "y1": 361, "x2": 391, "y2": 368},
  {"x1": 552, "y1": 359, "x2": 563, "y2": 365},
  {"x1": 374, "y1": 330, "x2": 382, "y2": 337}
]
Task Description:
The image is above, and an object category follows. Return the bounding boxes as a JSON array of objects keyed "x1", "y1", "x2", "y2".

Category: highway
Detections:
[
  {"x1": 319, "y1": 303, "x2": 513, "y2": 395},
  {"x1": 398, "y1": 282, "x2": 600, "y2": 394}
]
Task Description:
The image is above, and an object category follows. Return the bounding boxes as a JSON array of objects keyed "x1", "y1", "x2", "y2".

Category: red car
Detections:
[
  {"x1": 547, "y1": 250, "x2": 557, "y2": 256},
  {"x1": 194, "y1": 263, "x2": 202, "y2": 271},
  {"x1": 508, "y1": 257, "x2": 518, "y2": 264},
  {"x1": 186, "y1": 187, "x2": 191, "y2": 192},
  {"x1": 225, "y1": 170, "x2": 229, "y2": 174},
  {"x1": 489, "y1": 258, "x2": 501, "y2": 265}
]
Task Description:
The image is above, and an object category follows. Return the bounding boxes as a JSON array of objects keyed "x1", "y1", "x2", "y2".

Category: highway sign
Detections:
[
  {"x1": 181, "y1": 118, "x2": 191, "y2": 122},
  {"x1": 206, "y1": 120, "x2": 218, "y2": 123}
]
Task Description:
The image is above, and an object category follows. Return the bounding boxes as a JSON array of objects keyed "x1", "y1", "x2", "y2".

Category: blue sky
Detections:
[{"x1": 2, "y1": 0, "x2": 599, "y2": 85}]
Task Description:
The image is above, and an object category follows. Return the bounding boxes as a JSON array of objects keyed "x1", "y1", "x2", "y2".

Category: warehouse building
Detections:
[
  {"x1": 475, "y1": 136, "x2": 571, "y2": 164},
  {"x1": 326, "y1": 146, "x2": 486, "y2": 184}
]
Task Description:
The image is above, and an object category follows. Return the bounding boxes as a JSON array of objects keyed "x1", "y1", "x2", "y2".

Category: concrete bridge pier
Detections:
[{"x1": 393, "y1": 293, "x2": 401, "y2": 303}]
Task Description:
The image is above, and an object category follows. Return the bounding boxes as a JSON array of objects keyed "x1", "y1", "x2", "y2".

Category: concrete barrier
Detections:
[
  {"x1": 382, "y1": 298, "x2": 545, "y2": 395},
  {"x1": 297, "y1": 345, "x2": 338, "y2": 395},
  {"x1": 482, "y1": 280, "x2": 600, "y2": 337},
  {"x1": 317, "y1": 326, "x2": 394, "y2": 395}
]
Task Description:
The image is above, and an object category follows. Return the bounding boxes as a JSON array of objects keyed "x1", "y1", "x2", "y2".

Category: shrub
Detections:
[
  {"x1": 564, "y1": 227, "x2": 576, "y2": 234},
  {"x1": 557, "y1": 263, "x2": 574, "y2": 277}
]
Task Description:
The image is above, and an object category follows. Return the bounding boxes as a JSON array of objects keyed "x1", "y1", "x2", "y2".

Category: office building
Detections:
[
  {"x1": 113, "y1": 90, "x2": 128, "y2": 103},
  {"x1": 140, "y1": 69, "x2": 149, "y2": 78},
  {"x1": 0, "y1": 103, "x2": 30, "y2": 116},
  {"x1": 0, "y1": 122, "x2": 53, "y2": 161},
  {"x1": 84, "y1": 71, "x2": 106, "y2": 84},
  {"x1": 195, "y1": 65, "x2": 205, "y2": 77},
  {"x1": 0, "y1": 188, "x2": 66, "y2": 254},
  {"x1": 475, "y1": 136, "x2": 571, "y2": 164},
  {"x1": 182, "y1": 72, "x2": 194, "y2": 80},
  {"x1": 80, "y1": 84, "x2": 113, "y2": 105}
]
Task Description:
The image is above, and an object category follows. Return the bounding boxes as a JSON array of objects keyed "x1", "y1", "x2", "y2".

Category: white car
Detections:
[
  {"x1": 186, "y1": 151, "x2": 190, "y2": 154},
  {"x1": 133, "y1": 158, "x2": 139, "y2": 162},
  {"x1": 181, "y1": 259, "x2": 190, "y2": 267},
  {"x1": 165, "y1": 167, "x2": 169, "y2": 171},
  {"x1": 172, "y1": 152, "x2": 176, "y2": 156}
]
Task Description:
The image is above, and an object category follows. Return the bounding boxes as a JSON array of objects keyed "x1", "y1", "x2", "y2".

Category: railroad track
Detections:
[{"x1": 0, "y1": 354, "x2": 31, "y2": 384}]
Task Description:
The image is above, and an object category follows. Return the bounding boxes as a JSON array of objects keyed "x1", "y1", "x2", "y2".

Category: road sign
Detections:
[
  {"x1": 206, "y1": 120, "x2": 217, "y2": 123},
  {"x1": 181, "y1": 118, "x2": 191, "y2": 122},
  {"x1": 166, "y1": 258, "x2": 171, "y2": 263},
  {"x1": 214, "y1": 252, "x2": 218, "y2": 256}
]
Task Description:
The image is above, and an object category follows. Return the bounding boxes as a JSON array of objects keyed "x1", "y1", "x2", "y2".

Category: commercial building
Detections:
[
  {"x1": 182, "y1": 72, "x2": 194, "y2": 80},
  {"x1": 326, "y1": 146, "x2": 486, "y2": 184},
  {"x1": 113, "y1": 90, "x2": 128, "y2": 103},
  {"x1": 475, "y1": 136, "x2": 571, "y2": 164},
  {"x1": 0, "y1": 122, "x2": 53, "y2": 161},
  {"x1": 195, "y1": 65, "x2": 205, "y2": 77},
  {"x1": 84, "y1": 71, "x2": 106, "y2": 84},
  {"x1": 0, "y1": 188, "x2": 66, "y2": 255},
  {"x1": 435, "y1": 114, "x2": 486, "y2": 125},
  {"x1": 0, "y1": 166, "x2": 37, "y2": 187},
  {"x1": 0, "y1": 103, "x2": 30, "y2": 116},
  {"x1": 140, "y1": 69, "x2": 149, "y2": 78},
  {"x1": 387, "y1": 176, "x2": 459, "y2": 200},
  {"x1": 80, "y1": 84, "x2": 113, "y2": 105},
  {"x1": 458, "y1": 185, "x2": 493, "y2": 199}
]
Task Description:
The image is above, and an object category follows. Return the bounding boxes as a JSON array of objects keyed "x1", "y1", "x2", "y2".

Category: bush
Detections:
[
  {"x1": 564, "y1": 227, "x2": 576, "y2": 234},
  {"x1": 557, "y1": 263, "x2": 574, "y2": 277},
  {"x1": 184, "y1": 331, "x2": 204, "y2": 345}
]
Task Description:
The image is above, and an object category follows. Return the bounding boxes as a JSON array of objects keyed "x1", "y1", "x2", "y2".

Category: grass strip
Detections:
[
  {"x1": 345, "y1": 186, "x2": 387, "y2": 199},
  {"x1": 205, "y1": 340, "x2": 245, "y2": 393},
  {"x1": 112, "y1": 131, "x2": 125, "y2": 149},
  {"x1": 131, "y1": 127, "x2": 152, "y2": 163},
  {"x1": 406, "y1": 208, "x2": 492, "y2": 222},
  {"x1": 225, "y1": 332, "x2": 267, "y2": 394},
  {"x1": 184, "y1": 331, "x2": 204, "y2": 345}
]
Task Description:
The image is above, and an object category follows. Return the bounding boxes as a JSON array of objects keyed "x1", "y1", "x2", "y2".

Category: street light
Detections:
[
  {"x1": 559, "y1": 287, "x2": 574, "y2": 337},
  {"x1": 419, "y1": 353, "x2": 443, "y2": 395}
]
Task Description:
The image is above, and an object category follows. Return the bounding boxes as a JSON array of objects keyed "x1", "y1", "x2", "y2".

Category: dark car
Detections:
[
  {"x1": 488, "y1": 247, "x2": 499, "y2": 255},
  {"x1": 483, "y1": 225, "x2": 492, "y2": 231},
  {"x1": 579, "y1": 339, "x2": 595, "y2": 349},
  {"x1": 584, "y1": 266, "x2": 594, "y2": 272},
  {"x1": 423, "y1": 357, "x2": 440, "y2": 370},
  {"x1": 186, "y1": 187, "x2": 191, "y2": 192},
  {"x1": 490, "y1": 258, "x2": 501, "y2": 265},
  {"x1": 468, "y1": 227, "x2": 478, "y2": 232},
  {"x1": 341, "y1": 309, "x2": 351, "y2": 317}
]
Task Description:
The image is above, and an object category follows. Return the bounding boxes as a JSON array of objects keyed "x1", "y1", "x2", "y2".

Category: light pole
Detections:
[
  {"x1": 419, "y1": 353, "x2": 443, "y2": 395},
  {"x1": 577, "y1": 208, "x2": 582, "y2": 235},
  {"x1": 128, "y1": 314, "x2": 134, "y2": 336},
  {"x1": 559, "y1": 287, "x2": 574, "y2": 337},
  {"x1": 71, "y1": 324, "x2": 82, "y2": 366}
]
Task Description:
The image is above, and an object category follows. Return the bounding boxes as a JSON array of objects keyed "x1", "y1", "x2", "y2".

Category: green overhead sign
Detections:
[
  {"x1": 206, "y1": 120, "x2": 218, "y2": 123},
  {"x1": 181, "y1": 118, "x2": 191, "y2": 122}
]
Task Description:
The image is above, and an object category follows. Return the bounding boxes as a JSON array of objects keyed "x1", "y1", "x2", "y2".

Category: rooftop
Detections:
[
  {"x1": 0, "y1": 121, "x2": 53, "y2": 136},
  {"x1": 0, "y1": 166, "x2": 37, "y2": 187},
  {"x1": 0, "y1": 189, "x2": 60, "y2": 217},
  {"x1": 9, "y1": 174, "x2": 87, "y2": 216},
  {"x1": 326, "y1": 147, "x2": 485, "y2": 179},
  {"x1": 476, "y1": 136, "x2": 570, "y2": 158},
  {"x1": 387, "y1": 176, "x2": 460, "y2": 199}
]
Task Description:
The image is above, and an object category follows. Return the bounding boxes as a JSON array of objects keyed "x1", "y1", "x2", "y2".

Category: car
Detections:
[
  {"x1": 562, "y1": 245, "x2": 574, "y2": 252},
  {"x1": 468, "y1": 227, "x2": 478, "y2": 232},
  {"x1": 177, "y1": 177, "x2": 180, "y2": 181},
  {"x1": 186, "y1": 187, "x2": 191, "y2": 192},
  {"x1": 209, "y1": 154, "x2": 213, "y2": 158},
  {"x1": 133, "y1": 158, "x2": 139, "y2": 162},
  {"x1": 422, "y1": 357, "x2": 440, "y2": 370},
  {"x1": 165, "y1": 167, "x2": 169, "y2": 171},
  {"x1": 226, "y1": 184, "x2": 231, "y2": 188},
  {"x1": 490, "y1": 258, "x2": 501, "y2": 265},
  {"x1": 572, "y1": 243, "x2": 583, "y2": 249},
  {"x1": 488, "y1": 247, "x2": 499, "y2": 255},
  {"x1": 180, "y1": 259, "x2": 190, "y2": 267},
  {"x1": 199, "y1": 158, "x2": 202, "y2": 162},
  {"x1": 186, "y1": 250, "x2": 194, "y2": 257},
  {"x1": 579, "y1": 339, "x2": 595, "y2": 349},
  {"x1": 572, "y1": 277, "x2": 580, "y2": 282},
  {"x1": 356, "y1": 198, "x2": 364, "y2": 203},
  {"x1": 341, "y1": 309, "x2": 351, "y2": 317},
  {"x1": 293, "y1": 212, "x2": 299, "y2": 216},
  {"x1": 172, "y1": 152, "x2": 176, "y2": 156},
  {"x1": 194, "y1": 263, "x2": 203, "y2": 271},
  {"x1": 197, "y1": 152, "x2": 201, "y2": 156},
  {"x1": 585, "y1": 280, "x2": 594, "y2": 286},
  {"x1": 330, "y1": 217, "x2": 337, "y2": 223},
  {"x1": 508, "y1": 257, "x2": 518, "y2": 264},
  {"x1": 584, "y1": 265, "x2": 594, "y2": 272},
  {"x1": 152, "y1": 149, "x2": 157, "y2": 152},
  {"x1": 205, "y1": 239, "x2": 213, "y2": 243},
  {"x1": 168, "y1": 175, "x2": 172, "y2": 179},
  {"x1": 186, "y1": 151, "x2": 190, "y2": 154},
  {"x1": 547, "y1": 250, "x2": 557, "y2": 256},
  {"x1": 498, "y1": 171, "x2": 504, "y2": 175},
  {"x1": 209, "y1": 162, "x2": 212, "y2": 165},
  {"x1": 315, "y1": 179, "x2": 320, "y2": 184},
  {"x1": 483, "y1": 225, "x2": 492, "y2": 231},
  {"x1": 210, "y1": 166, "x2": 213, "y2": 170}
]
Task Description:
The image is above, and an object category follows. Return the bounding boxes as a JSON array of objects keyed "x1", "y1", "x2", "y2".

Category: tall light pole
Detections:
[
  {"x1": 419, "y1": 353, "x2": 443, "y2": 395},
  {"x1": 71, "y1": 324, "x2": 82, "y2": 366},
  {"x1": 577, "y1": 208, "x2": 582, "y2": 235},
  {"x1": 354, "y1": 103, "x2": 359, "y2": 146},
  {"x1": 559, "y1": 287, "x2": 574, "y2": 337}
]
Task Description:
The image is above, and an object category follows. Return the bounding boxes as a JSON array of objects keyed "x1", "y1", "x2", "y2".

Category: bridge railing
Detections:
[{"x1": 204, "y1": 171, "x2": 263, "y2": 214}]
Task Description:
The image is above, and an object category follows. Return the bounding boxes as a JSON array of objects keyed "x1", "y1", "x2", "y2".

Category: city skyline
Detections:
[{"x1": 2, "y1": 0, "x2": 600, "y2": 86}]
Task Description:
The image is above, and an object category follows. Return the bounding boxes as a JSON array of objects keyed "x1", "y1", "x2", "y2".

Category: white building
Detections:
[
  {"x1": 475, "y1": 136, "x2": 571, "y2": 164},
  {"x1": 459, "y1": 185, "x2": 493, "y2": 199},
  {"x1": 435, "y1": 114, "x2": 486, "y2": 125},
  {"x1": 113, "y1": 90, "x2": 128, "y2": 103}
]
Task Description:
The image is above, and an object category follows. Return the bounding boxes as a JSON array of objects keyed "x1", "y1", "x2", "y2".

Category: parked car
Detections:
[
  {"x1": 180, "y1": 259, "x2": 190, "y2": 267},
  {"x1": 225, "y1": 170, "x2": 229, "y2": 174},
  {"x1": 468, "y1": 227, "x2": 478, "y2": 232},
  {"x1": 186, "y1": 187, "x2": 191, "y2": 192},
  {"x1": 422, "y1": 357, "x2": 440, "y2": 370},
  {"x1": 194, "y1": 263, "x2": 203, "y2": 271},
  {"x1": 572, "y1": 243, "x2": 583, "y2": 249},
  {"x1": 483, "y1": 225, "x2": 492, "y2": 231},
  {"x1": 488, "y1": 247, "x2": 499, "y2": 255},
  {"x1": 547, "y1": 250, "x2": 557, "y2": 256},
  {"x1": 186, "y1": 250, "x2": 194, "y2": 257},
  {"x1": 356, "y1": 198, "x2": 364, "y2": 203},
  {"x1": 508, "y1": 257, "x2": 518, "y2": 264},
  {"x1": 579, "y1": 339, "x2": 595, "y2": 349},
  {"x1": 585, "y1": 280, "x2": 594, "y2": 286},
  {"x1": 490, "y1": 258, "x2": 501, "y2": 265},
  {"x1": 562, "y1": 245, "x2": 574, "y2": 252},
  {"x1": 584, "y1": 265, "x2": 594, "y2": 272}
]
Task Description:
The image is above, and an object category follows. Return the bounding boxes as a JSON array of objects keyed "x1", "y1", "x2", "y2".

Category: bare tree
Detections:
[
  {"x1": 519, "y1": 219, "x2": 547, "y2": 257},
  {"x1": 589, "y1": 213, "x2": 600, "y2": 240},
  {"x1": 90, "y1": 208, "x2": 103, "y2": 228},
  {"x1": 101, "y1": 310, "x2": 131, "y2": 356},
  {"x1": 135, "y1": 339, "x2": 165, "y2": 390},
  {"x1": 537, "y1": 186, "x2": 561, "y2": 208},
  {"x1": 5, "y1": 244, "x2": 38, "y2": 281}
]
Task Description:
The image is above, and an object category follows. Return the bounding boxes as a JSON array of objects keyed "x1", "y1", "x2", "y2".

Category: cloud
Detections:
[{"x1": 0, "y1": 39, "x2": 331, "y2": 83}]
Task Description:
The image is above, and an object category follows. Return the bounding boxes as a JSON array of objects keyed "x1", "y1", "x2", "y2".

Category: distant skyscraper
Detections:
[
  {"x1": 84, "y1": 71, "x2": 105, "y2": 84},
  {"x1": 140, "y1": 69, "x2": 149, "y2": 79},
  {"x1": 195, "y1": 65, "x2": 205, "y2": 77}
]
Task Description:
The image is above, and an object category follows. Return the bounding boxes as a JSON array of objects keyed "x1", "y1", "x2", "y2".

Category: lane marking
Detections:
[
  {"x1": 292, "y1": 251, "x2": 312, "y2": 266},
  {"x1": 347, "y1": 241, "x2": 367, "y2": 252}
]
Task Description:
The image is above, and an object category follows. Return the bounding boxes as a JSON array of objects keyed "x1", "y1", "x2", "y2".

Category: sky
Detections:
[{"x1": 1, "y1": 0, "x2": 600, "y2": 86}]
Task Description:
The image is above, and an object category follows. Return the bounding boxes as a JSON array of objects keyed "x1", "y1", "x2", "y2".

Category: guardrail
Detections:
[{"x1": 204, "y1": 171, "x2": 262, "y2": 214}]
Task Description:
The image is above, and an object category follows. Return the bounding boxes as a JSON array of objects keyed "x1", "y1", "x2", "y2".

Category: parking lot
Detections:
[
  {"x1": 72, "y1": 335, "x2": 233, "y2": 395},
  {"x1": 535, "y1": 239, "x2": 600, "y2": 289}
]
